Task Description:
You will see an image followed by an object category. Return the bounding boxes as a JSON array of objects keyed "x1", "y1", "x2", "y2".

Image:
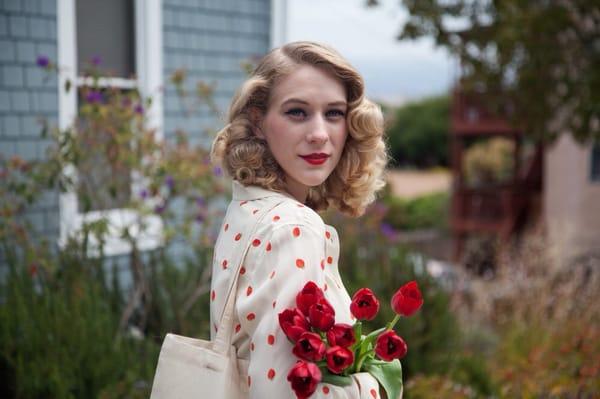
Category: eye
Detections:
[
  {"x1": 326, "y1": 109, "x2": 346, "y2": 118},
  {"x1": 285, "y1": 108, "x2": 307, "y2": 118}
]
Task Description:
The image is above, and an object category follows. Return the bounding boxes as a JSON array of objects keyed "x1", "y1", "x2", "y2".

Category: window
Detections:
[
  {"x1": 58, "y1": 0, "x2": 163, "y2": 256},
  {"x1": 591, "y1": 141, "x2": 600, "y2": 182}
]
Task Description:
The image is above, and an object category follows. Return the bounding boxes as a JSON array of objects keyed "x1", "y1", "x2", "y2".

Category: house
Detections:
[
  {"x1": 544, "y1": 135, "x2": 600, "y2": 263},
  {"x1": 449, "y1": 88, "x2": 600, "y2": 265},
  {"x1": 0, "y1": 0, "x2": 287, "y2": 267}
]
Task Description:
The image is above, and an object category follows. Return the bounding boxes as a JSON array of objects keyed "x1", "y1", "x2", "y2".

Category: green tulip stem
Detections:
[{"x1": 386, "y1": 314, "x2": 401, "y2": 331}]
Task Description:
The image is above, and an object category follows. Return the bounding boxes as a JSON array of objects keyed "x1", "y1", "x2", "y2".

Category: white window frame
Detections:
[{"x1": 57, "y1": 0, "x2": 164, "y2": 257}]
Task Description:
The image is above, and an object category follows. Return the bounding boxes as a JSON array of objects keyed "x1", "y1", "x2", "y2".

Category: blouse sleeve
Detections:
[{"x1": 236, "y1": 221, "x2": 381, "y2": 399}]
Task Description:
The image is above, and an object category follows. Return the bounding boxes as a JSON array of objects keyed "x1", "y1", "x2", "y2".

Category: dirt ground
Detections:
[{"x1": 385, "y1": 169, "x2": 452, "y2": 199}]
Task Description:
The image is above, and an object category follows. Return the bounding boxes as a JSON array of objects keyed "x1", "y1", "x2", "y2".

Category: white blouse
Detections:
[{"x1": 210, "y1": 181, "x2": 381, "y2": 398}]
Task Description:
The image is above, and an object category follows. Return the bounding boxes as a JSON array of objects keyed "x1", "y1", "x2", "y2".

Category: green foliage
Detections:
[
  {"x1": 381, "y1": 188, "x2": 449, "y2": 231},
  {"x1": 394, "y1": 0, "x2": 600, "y2": 142},
  {"x1": 0, "y1": 244, "x2": 158, "y2": 398},
  {"x1": 0, "y1": 59, "x2": 226, "y2": 398},
  {"x1": 463, "y1": 138, "x2": 514, "y2": 186},
  {"x1": 386, "y1": 95, "x2": 449, "y2": 168}
]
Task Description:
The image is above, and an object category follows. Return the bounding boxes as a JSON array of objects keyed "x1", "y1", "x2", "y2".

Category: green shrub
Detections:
[
  {"x1": 386, "y1": 95, "x2": 450, "y2": 168},
  {"x1": 382, "y1": 189, "x2": 449, "y2": 231}
]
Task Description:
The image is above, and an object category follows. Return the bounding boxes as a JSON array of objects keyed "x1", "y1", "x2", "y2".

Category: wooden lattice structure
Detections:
[{"x1": 450, "y1": 88, "x2": 544, "y2": 261}]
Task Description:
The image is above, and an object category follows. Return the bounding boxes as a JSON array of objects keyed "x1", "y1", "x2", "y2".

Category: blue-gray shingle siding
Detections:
[{"x1": 0, "y1": 0, "x2": 59, "y2": 244}]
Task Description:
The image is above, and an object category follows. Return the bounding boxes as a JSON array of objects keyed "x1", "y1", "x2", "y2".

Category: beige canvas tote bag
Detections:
[{"x1": 150, "y1": 199, "x2": 285, "y2": 398}]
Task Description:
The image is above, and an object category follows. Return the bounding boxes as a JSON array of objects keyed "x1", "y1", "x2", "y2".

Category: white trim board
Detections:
[{"x1": 57, "y1": 0, "x2": 164, "y2": 257}]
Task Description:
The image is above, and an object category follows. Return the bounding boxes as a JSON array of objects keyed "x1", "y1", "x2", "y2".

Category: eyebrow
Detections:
[{"x1": 281, "y1": 98, "x2": 347, "y2": 108}]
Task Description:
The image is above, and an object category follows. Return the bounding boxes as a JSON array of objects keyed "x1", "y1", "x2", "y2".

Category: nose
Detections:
[{"x1": 306, "y1": 115, "x2": 329, "y2": 144}]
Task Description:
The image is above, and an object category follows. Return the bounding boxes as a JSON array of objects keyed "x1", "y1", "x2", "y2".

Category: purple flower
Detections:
[
  {"x1": 85, "y1": 90, "x2": 103, "y2": 104},
  {"x1": 213, "y1": 166, "x2": 222, "y2": 177},
  {"x1": 380, "y1": 222, "x2": 398, "y2": 241},
  {"x1": 165, "y1": 175, "x2": 174, "y2": 189},
  {"x1": 91, "y1": 55, "x2": 102, "y2": 66},
  {"x1": 139, "y1": 189, "x2": 148, "y2": 199},
  {"x1": 36, "y1": 55, "x2": 49, "y2": 68},
  {"x1": 196, "y1": 196, "x2": 206, "y2": 207},
  {"x1": 195, "y1": 214, "x2": 205, "y2": 223},
  {"x1": 134, "y1": 104, "x2": 144, "y2": 114},
  {"x1": 154, "y1": 203, "x2": 165, "y2": 214}
]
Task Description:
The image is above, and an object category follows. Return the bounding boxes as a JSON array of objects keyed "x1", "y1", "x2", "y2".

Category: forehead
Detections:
[{"x1": 269, "y1": 65, "x2": 347, "y2": 106}]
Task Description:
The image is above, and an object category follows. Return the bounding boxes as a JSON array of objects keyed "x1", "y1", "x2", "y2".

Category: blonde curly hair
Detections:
[{"x1": 211, "y1": 41, "x2": 388, "y2": 217}]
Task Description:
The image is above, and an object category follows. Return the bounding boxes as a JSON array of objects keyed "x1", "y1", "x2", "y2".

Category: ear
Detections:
[{"x1": 247, "y1": 106, "x2": 265, "y2": 139}]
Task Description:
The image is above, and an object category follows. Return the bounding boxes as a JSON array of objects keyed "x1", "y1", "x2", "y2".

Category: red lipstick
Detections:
[{"x1": 300, "y1": 153, "x2": 329, "y2": 165}]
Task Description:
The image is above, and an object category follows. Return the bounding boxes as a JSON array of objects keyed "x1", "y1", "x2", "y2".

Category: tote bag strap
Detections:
[{"x1": 213, "y1": 198, "x2": 287, "y2": 355}]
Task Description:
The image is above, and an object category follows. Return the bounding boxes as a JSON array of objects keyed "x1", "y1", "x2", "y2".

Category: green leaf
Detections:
[
  {"x1": 366, "y1": 360, "x2": 403, "y2": 399},
  {"x1": 321, "y1": 373, "x2": 353, "y2": 387}
]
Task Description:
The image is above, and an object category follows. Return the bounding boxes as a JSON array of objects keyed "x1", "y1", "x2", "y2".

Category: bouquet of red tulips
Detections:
[{"x1": 279, "y1": 280, "x2": 423, "y2": 399}]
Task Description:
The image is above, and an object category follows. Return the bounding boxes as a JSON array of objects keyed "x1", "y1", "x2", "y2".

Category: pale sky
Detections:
[{"x1": 286, "y1": 0, "x2": 456, "y2": 105}]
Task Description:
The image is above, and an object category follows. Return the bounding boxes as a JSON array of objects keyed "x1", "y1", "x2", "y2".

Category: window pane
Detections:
[{"x1": 76, "y1": 0, "x2": 135, "y2": 78}]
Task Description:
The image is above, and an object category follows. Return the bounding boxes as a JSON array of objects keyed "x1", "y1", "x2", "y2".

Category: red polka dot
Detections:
[
  {"x1": 292, "y1": 227, "x2": 300, "y2": 237},
  {"x1": 324, "y1": 283, "x2": 328, "y2": 292},
  {"x1": 240, "y1": 201, "x2": 248, "y2": 206},
  {"x1": 370, "y1": 388, "x2": 377, "y2": 398},
  {"x1": 320, "y1": 259, "x2": 325, "y2": 270},
  {"x1": 295, "y1": 259, "x2": 305, "y2": 268},
  {"x1": 214, "y1": 323, "x2": 218, "y2": 332},
  {"x1": 222, "y1": 259, "x2": 228, "y2": 269},
  {"x1": 273, "y1": 215, "x2": 280, "y2": 222},
  {"x1": 268, "y1": 334, "x2": 275, "y2": 345},
  {"x1": 211, "y1": 290, "x2": 216, "y2": 301},
  {"x1": 266, "y1": 242, "x2": 272, "y2": 251},
  {"x1": 267, "y1": 369, "x2": 275, "y2": 380},
  {"x1": 252, "y1": 238, "x2": 261, "y2": 247},
  {"x1": 240, "y1": 266, "x2": 246, "y2": 274},
  {"x1": 251, "y1": 342, "x2": 255, "y2": 351},
  {"x1": 326, "y1": 231, "x2": 331, "y2": 239},
  {"x1": 248, "y1": 375, "x2": 251, "y2": 387},
  {"x1": 252, "y1": 209, "x2": 259, "y2": 214},
  {"x1": 247, "y1": 313, "x2": 255, "y2": 321},
  {"x1": 224, "y1": 223, "x2": 229, "y2": 231},
  {"x1": 323, "y1": 386, "x2": 330, "y2": 394},
  {"x1": 327, "y1": 256, "x2": 333, "y2": 264},
  {"x1": 234, "y1": 233, "x2": 242, "y2": 241},
  {"x1": 235, "y1": 324, "x2": 241, "y2": 333},
  {"x1": 272, "y1": 300, "x2": 277, "y2": 308},
  {"x1": 246, "y1": 286, "x2": 253, "y2": 296},
  {"x1": 269, "y1": 270, "x2": 276, "y2": 279}
]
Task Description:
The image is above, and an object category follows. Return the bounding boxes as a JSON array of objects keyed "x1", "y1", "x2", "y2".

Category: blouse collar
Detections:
[{"x1": 231, "y1": 180, "x2": 297, "y2": 202}]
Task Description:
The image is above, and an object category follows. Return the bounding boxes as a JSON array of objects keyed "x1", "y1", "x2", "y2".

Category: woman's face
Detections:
[{"x1": 256, "y1": 64, "x2": 348, "y2": 203}]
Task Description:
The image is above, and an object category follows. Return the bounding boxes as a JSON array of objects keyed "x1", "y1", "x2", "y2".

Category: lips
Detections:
[
  {"x1": 301, "y1": 153, "x2": 329, "y2": 159},
  {"x1": 300, "y1": 153, "x2": 329, "y2": 165}
]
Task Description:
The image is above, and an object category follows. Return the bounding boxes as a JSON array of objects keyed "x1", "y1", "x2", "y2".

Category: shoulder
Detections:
[{"x1": 259, "y1": 197, "x2": 326, "y2": 237}]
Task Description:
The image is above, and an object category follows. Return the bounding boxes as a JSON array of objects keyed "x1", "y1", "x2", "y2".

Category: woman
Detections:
[{"x1": 210, "y1": 41, "x2": 389, "y2": 398}]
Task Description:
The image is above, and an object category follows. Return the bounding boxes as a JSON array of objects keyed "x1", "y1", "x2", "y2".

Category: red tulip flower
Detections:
[
  {"x1": 325, "y1": 345, "x2": 355, "y2": 374},
  {"x1": 296, "y1": 281, "x2": 324, "y2": 316},
  {"x1": 326, "y1": 323, "x2": 356, "y2": 348},
  {"x1": 293, "y1": 332, "x2": 327, "y2": 362},
  {"x1": 308, "y1": 297, "x2": 335, "y2": 332},
  {"x1": 374, "y1": 330, "x2": 407, "y2": 361},
  {"x1": 350, "y1": 287, "x2": 380, "y2": 320},
  {"x1": 279, "y1": 308, "x2": 310, "y2": 342},
  {"x1": 287, "y1": 360, "x2": 322, "y2": 399},
  {"x1": 391, "y1": 280, "x2": 423, "y2": 317}
]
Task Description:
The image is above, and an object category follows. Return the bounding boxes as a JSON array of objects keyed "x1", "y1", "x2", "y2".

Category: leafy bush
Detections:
[
  {"x1": 380, "y1": 186, "x2": 449, "y2": 231},
  {"x1": 386, "y1": 95, "x2": 450, "y2": 168}
]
